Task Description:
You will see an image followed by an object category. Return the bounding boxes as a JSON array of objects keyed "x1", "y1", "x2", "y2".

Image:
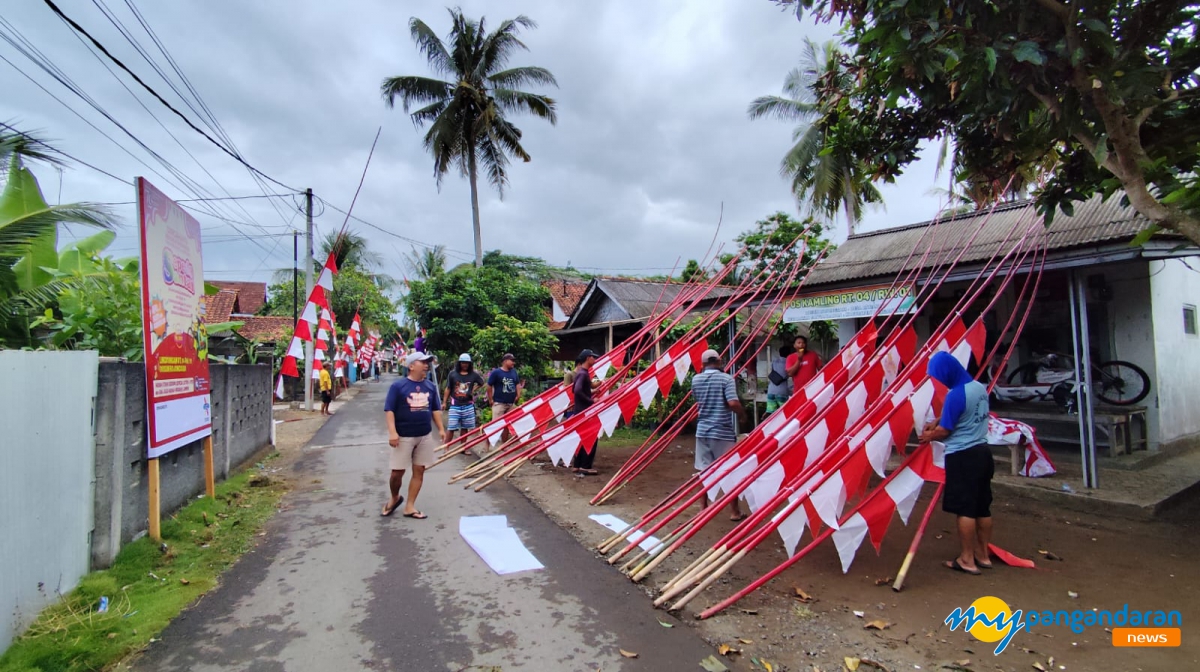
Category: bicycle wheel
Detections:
[
  {"x1": 1092, "y1": 360, "x2": 1151, "y2": 405},
  {"x1": 1006, "y1": 363, "x2": 1040, "y2": 386}
]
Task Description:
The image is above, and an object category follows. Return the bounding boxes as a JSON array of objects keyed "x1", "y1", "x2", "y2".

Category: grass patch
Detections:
[
  {"x1": 0, "y1": 456, "x2": 286, "y2": 672},
  {"x1": 609, "y1": 425, "x2": 655, "y2": 446}
]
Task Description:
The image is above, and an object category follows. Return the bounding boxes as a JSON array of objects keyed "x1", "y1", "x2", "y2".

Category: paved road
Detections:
[{"x1": 134, "y1": 376, "x2": 720, "y2": 672}]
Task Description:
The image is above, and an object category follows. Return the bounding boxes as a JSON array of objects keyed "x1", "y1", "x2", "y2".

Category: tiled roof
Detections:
[
  {"x1": 234, "y1": 316, "x2": 294, "y2": 342},
  {"x1": 203, "y1": 290, "x2": 236, "y2": 323},
  {"x1": 208, "y1": 281, "x2": 268, "y2": 314},
  {"x1": 543, "y1": 279, "x2": 589, "y2": 316},
  {"x1": 805, "y1": 194, "x2": 1177, "y2": 287},
  {"x1": 549, "y1": 320, "x2": 568, "y2": 331}
]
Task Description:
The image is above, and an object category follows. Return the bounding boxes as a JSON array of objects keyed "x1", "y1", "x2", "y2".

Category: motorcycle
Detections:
[{"x1": 989, "y1": 351, "x2": 1150, "y2": 411}]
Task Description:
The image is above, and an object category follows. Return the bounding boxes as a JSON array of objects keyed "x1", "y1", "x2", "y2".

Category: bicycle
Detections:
[{"x1": 989, "y1": 351, "x2": 1150, "y2": 411}]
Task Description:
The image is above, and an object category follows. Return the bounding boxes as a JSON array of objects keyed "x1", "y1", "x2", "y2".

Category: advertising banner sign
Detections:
[
  {"x1": 784, "y1": 284, "x2": 915, "y2": 323},
  {"x1": 137, "y1": 178, "x2": 212, "y2": 458}
]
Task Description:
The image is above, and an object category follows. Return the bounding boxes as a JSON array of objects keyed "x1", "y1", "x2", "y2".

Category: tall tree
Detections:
[
  {"x1": 404, "y1": 244, "x2": 447, "y2": 281},
  {"x1": 319, "y1": 230, "x2": 382, "y2": 273},
  {"x1": 775, "y1": 1, "x2": 1200, "y2": 246},
  {"x1": 748, "y1": 39, "x2": 883, "y2": 236},
  {"x1": 381, "y1": 9, "x2": 559, "y2": 267}
]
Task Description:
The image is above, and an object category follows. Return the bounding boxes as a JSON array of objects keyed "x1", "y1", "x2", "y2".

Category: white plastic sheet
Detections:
[
  {"x1": 458, "y1": 515, "x2": 544, "y2": 575},
  {"x1": 588, "y1": 513, "x2": 663, "y2": 554}
]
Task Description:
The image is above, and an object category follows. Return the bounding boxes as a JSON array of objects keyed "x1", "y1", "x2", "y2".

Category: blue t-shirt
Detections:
[
  {"x1": 384, "y1": 377, "x2": 441, "y2": 437},
  {"x1": 938, "y1": 380, "x2": 989, "y2": 454},
  {"x1": 692, "y1": 368, "x2": 738, "y2": 441},
  {"x1": 488, "y1": 368, "x2": 520, "y2": 404}
]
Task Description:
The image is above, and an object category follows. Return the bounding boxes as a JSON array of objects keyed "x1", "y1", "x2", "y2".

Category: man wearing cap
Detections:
[
  {"x1": 444, "y1": 353, "x2": 485, "y2": 442},
  {"x1": 568, "y1": 349, "x2": 603, "y2": 474},
  {"x1": 319, "y1": 362, "x2": 334, "y2": 416},
  {"x1": 487, "y1": 353, "x2": 524, "y2": 430},
  {"x1": 691, "y1": 349, "x2": 746, "y2": 520},
  {"x1": 382, "y1": 351, "x2": 447, "y2": 519}
]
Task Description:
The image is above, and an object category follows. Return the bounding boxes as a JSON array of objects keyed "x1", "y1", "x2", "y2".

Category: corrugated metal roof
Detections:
[
  {"x1": 806, "y1": 195, "x2": 1158, "y2": 286},
  {"x1": 596, "y1": 278, "x2": 734, "y2": 319}
]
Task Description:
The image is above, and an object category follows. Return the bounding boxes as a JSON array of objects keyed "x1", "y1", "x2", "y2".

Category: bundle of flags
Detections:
[{"x1": 275, "y1": 252, "x2": 353, "y2": 399}]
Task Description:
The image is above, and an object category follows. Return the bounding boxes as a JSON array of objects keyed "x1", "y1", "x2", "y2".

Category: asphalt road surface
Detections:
[{"x1": 132, "y1": 375, "x2": 720, "y2": 672}]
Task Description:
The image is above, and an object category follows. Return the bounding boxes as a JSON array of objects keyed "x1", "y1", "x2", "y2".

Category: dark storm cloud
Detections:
[{"x1": 1, "y1": 0, "x2": 942, "y2": 283}]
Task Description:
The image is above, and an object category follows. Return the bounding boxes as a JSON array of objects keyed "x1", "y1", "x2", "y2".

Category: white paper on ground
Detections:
[
  {"x1": 459, "y1": 515, "x2": 545, "y2": 575},
  {"x1": 588, "y1": 513, "x2": 663, "y2": 554}
]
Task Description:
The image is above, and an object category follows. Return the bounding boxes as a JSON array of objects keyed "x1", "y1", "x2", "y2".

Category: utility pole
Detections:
[
  {"x1": 304, "y1": 188, "x2": 315, "y2": 412},
  {"x1": 292, "y1": 230, "x2": 299, "y2": 326}
]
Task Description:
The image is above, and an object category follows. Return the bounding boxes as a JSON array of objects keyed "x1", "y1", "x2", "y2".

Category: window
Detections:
[{"x1": 1185, "y1": 304, "x2": 1198, "y2": 336}]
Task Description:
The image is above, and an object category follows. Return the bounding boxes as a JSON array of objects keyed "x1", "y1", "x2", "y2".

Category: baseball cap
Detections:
[
  {"x1": 501, "y1": 353, "x2": 516, "y2": 362},
  {"x1": 701, "y1": 348, "x2": 721, "y2": 363},
  {"x1": 576, "y1": 348, "x2": 601, "y2": 363},
  {"x1": 458, "y1": 353, "x2": 472, "y2": 362},
  {"x1": 404, "y1": 351, "x2": 435, "y2": 367}
]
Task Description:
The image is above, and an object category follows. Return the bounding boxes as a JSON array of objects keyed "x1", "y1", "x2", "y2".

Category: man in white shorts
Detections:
[{"x1": 382, "y1": 352, "x2": 447, "y2": 519}]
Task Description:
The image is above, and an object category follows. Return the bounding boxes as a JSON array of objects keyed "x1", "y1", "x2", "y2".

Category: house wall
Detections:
[
  {"x1": 552, "y1": 300, "x2": 569, "y2": 323},
  {"x1": 1148, "y1": 257, "x2": 1200, "y2": 445},
  {"x1": 1106, "y1": 261, "x2": 1161, "y2": 447},
  {"x1": 0, "y1": 352, "x2": 99, "y2": 652},
  {"x1": 591, "y1": 296, "x2": 632, "y2": 323}
]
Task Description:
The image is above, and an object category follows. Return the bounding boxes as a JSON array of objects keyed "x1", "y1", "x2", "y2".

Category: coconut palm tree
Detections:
[
  {"x1": 380, "y1": 9, "x2": 558, "y2": 267},
  {"x1": 748, "y1": 39, "x2": 882, "y2": 236},
  {"x1": 404, "y1": 244, "x2": 446, "y2": 280}
]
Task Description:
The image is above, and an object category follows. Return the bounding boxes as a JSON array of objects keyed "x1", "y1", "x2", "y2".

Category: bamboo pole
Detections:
[
  {"x1": 893, "y1": 482, "x2": 945, "y2": 592},
  {"x1": 148, "y1": 458, "x2": 161, "y2": 542},
  {"x1": 203, "y1": 435, "x2": 215, "y2": 498}
]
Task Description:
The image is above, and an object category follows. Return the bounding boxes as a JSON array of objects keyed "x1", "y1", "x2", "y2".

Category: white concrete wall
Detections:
[
  {"x1": 0, "y1": 351, "x2": 99, "y2": 651},
  {"x1": 1149, "y1": 257, "x2": 1200, "y2": 445},
  {"x1": 1106, "y1": 261, "x2": 1161, "y2": 447},
  {"x1": 551, "y1": 300, "x2": 568, "y2": 323}
]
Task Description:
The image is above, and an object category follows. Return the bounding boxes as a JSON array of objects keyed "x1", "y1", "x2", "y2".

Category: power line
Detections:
[
  {"x1": 316, "y1": 196, "x2": 476, "y2": 261},
  {"x1": 41, "y1": 0, "x2": 300, "y2": 193}
]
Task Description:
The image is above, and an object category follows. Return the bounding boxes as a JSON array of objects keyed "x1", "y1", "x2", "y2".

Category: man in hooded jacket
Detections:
[{"x1": 919, "y1": 352, "x2": 994, "y2": 575}]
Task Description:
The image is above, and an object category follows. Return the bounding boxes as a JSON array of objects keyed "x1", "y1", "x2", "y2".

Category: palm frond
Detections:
[
  {"x1": 488, "y1": 66, "x2": 558, "y2": 90},
  {"x1": 475, "y1": 17, "x2": 535, "y2": 79},
  {"x1": 492, "y1": 88, "x2": 558, "y2": 123},
  {"x1": 489, "y1": 117, "x2": 529, "y2": 162},
  {"x1": 0, "y1": 203, "x2": 117, "y2": 260},
  {"x1": 409, "y1": 100, "x2": 449, "y2": 126},
  {"x1": 747, "y1": 93, "x2": 815, "y2": 122},
  {"x1": 380, "y1": 75, "x2": 453, "y2": 113},
  {"x1": 0, "y1": 125, "x2": 65, "y2": 167},
  {"x1": 408, "y1": 18, "x2": 455, "y2": 77},
  {"x1": 476, "y1": 131, "x2": 511, "y2": 196}
]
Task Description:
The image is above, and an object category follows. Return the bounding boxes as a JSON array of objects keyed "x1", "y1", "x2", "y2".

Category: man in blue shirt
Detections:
[
  {"x1": 487, "y1": 353, "x2": 524, "y2": 440},
  {"x1": 382, "y1": 351, "x2": 447, "y2": 519},
  {"x1": 691, "y1": 349, "x2": 747, "y2": 521},
  {"x1": 919, "y1": 351, "x2": 993, "y2": 575}
]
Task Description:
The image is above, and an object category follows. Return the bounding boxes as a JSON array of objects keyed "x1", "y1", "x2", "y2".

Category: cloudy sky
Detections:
[{"x1": 2, "y1": 0, "x2": 945, "y2": 285}]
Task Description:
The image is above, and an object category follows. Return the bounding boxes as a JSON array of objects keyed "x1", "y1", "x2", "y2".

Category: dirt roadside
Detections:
[{"x1": 505, "y1": 436, "x2": 1199, "y2": 672}]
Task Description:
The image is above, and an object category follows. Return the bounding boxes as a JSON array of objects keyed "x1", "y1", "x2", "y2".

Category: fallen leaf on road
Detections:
[
  {"x1": 179, "y1": 578, "x2": 190, "y2": 585},
  {"x1": 1032, "y1": 663, "x2": 1046, "y2": 671},
  {"x1": 859, "y1": 659, "x2": 892, "y2": 672},
  {"x1": 794, "y1": 586, "x2": 815, "y2": 602},
  {"x1": 740, "y1": 608, "x2": 759, "y2": 615},
  {"x1": 738, "y1": 638, "x2": 753, "y2": 644},
  {"x1": 844, "y1": 657, "x2": 861, "y2": 671},
  {"x1": 956, "y1": 659, "x2": 970, "y2": 666},
  {"x1": 874, "y1": 577, "x2": 892, "y2": 586},
  {"x1": 864, "y1": 620, "x2": 892, "y2": 630},
  {"x1": 619, "y1": 649, "x2": 638, "y2": 659},
  {"x1": 718, "y1": 644, "x2": 742, "y2": 656},
  {"x1": 657, "y1": 619, "x2": 674, "y2": 628},
  {"x1": 699, "y1": 655, "x2": 730, "y2": 672}
]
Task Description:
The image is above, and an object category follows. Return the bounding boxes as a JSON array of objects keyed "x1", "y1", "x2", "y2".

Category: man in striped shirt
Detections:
[{"x1": 692, "y1": 349, "x2": 747, "y2": 521}]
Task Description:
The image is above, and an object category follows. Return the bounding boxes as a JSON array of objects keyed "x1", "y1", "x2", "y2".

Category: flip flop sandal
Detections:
[
  {"x1": 977, "y1": 561, "x2": 994, "y2": 569},
  {"x1": 730, "y1": 514, "x2": 748, "y2": 522},
  {"x1": 403, "y1": 511, "x2": 428, "y2": 519},
  {"x1": 945, "y1": 559, "x2": 982, "y2": 575},
  {"x1": 380, "y1": 496, "x2": 404, "y2": 517}
]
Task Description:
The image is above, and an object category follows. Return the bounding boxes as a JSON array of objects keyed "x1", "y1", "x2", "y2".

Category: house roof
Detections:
[
  {"x1": 566, "y1": 277, "x2": 735, "y2": 329},
  {"x1": 208, "y1": 280, "x2": 268, "y2": 314},
  {"x1": 805, "y1": 195, "x2": 1173, "y2": 287},
  {"x1": 203, "y1": 290, "x2": 237, "y2": 323},
  {"x1": 543, "y1": 279, "x2": 589, "y2": 316},
  {"x1": 233, "y1": 316, "x2": 294, "y2": 342}
]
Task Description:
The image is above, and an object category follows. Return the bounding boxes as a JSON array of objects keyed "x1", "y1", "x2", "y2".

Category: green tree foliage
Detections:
[
  {"x1": 735, "y1": 211, "x2": 834, "y2": 282},
  {"x1": 748, "y1": 39, "x2": 883, "y2": 235},
  {"x1": 405, "y1": 257, "x2": 553, "y2": 372},
  {"x1": 470, "y1": 313, "x2": 556, "y2": 376},
  {"x1": 404, "y1": 244, "x2": 446, "y2": 280},
  {"x1": 264, "y1": 266, "x2": 399, "y2": 335},
  {"x1": 776, "y1": 1, "x2": 1200, "y2": 246},
  {"x1": 678, "y1": 258, "x2": 707, "y2": 282},
  {"x1": 381, "y1": 9, "x2": 559, "y2": 266},
  {"x1": 31, "y1": 255, "x2": 143, "y2": 359}
]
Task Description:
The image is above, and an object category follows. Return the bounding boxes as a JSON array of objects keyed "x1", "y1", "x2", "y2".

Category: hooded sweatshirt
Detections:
[{"x1": 927, "y1": 352, "x2": 989, "y2": 454}]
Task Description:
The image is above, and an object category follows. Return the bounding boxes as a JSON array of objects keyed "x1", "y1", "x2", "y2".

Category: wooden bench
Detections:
[{"x1": 990, "y1": 404, "x2": 1148, "y2": 458}]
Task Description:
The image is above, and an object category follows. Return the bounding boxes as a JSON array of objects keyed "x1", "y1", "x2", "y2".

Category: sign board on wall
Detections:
[
  {"x1": 784, "y1": 284, "x2": 915, "y2": 323},
  {"x1": 137, "y1": 178, "x2": 212, "y2": 458}
]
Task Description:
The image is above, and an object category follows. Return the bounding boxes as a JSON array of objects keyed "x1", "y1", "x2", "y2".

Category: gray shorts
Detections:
[{"x1": 695, "y1": 436, "x2": 736, "y2": 471}]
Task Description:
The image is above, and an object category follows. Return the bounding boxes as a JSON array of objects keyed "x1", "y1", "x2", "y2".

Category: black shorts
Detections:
[
  {"x1": 321, "y1": 391, "x2": 332, "y2": 404},
  {"x1": 943, "y1": 444, "x2": 994, "y2": 518}
]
